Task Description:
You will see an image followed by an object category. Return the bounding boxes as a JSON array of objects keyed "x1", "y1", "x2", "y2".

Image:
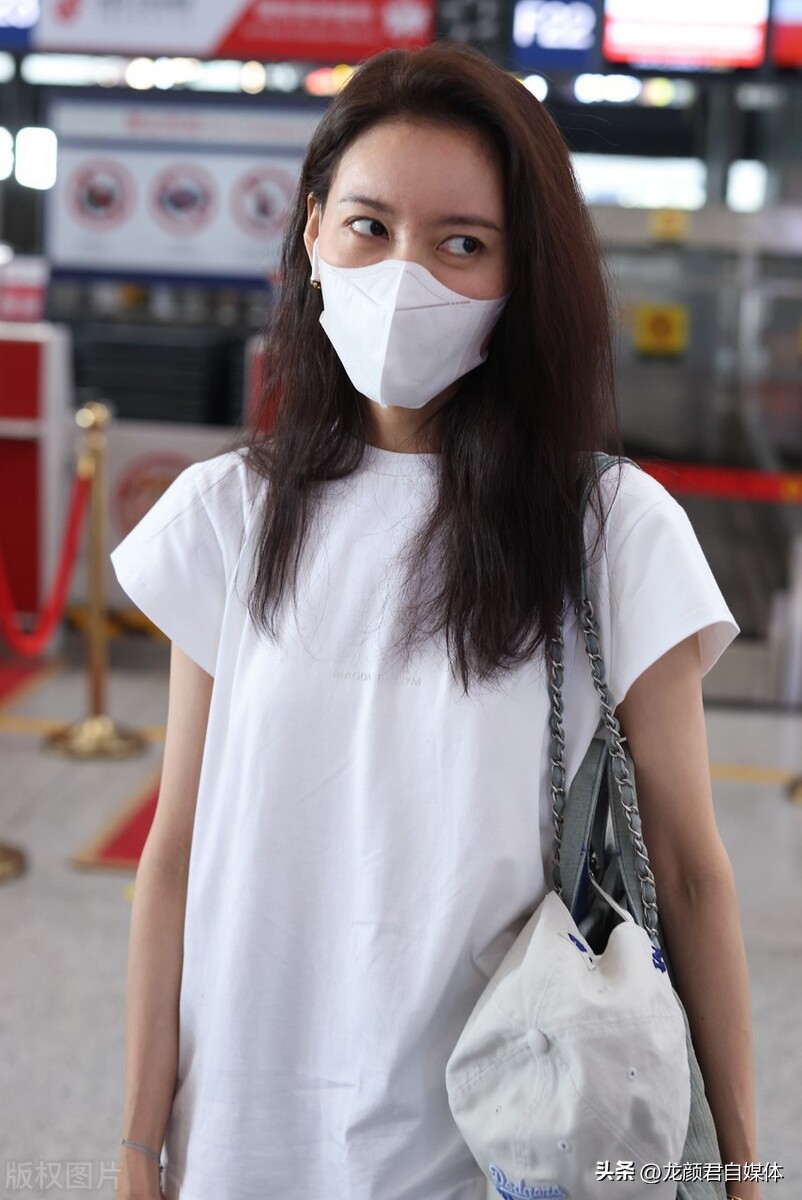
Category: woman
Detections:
[{"x1": 112, "y1": 40, "x2": 760, "y2": 1200}]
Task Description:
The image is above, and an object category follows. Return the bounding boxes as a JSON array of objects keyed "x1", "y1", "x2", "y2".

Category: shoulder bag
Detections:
[{"x1": 445, "y1": 453, "x2": 726, "y2": 1200}]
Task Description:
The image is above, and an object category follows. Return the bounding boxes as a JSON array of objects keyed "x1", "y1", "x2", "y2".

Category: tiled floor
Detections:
[{"x1": 1, "y1": 649, "x2": 800, "y2": 1199}]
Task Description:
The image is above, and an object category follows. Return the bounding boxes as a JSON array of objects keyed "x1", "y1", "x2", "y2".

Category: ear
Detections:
[{"x1": 303, "y1": 193, "x2": 321, "y2": 271}]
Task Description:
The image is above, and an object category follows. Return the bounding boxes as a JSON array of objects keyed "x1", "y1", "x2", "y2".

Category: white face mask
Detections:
[{"x1": 311, "y1": 237, "x2": 509, "y2": 410}]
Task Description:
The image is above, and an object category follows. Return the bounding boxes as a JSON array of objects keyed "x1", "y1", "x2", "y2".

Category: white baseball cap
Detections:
[{"x1": 445, "y1": 889, "x2": 691, "y2": 1200}]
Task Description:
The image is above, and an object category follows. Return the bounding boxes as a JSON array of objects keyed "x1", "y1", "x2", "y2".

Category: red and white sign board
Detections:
[
  {"x1": 0, "y1": 257, "x2": 50, "y2": 323},
  {"x1": 0, "y1": 323, "x2": 72, "y2": 622},
  {"x1": 37, "y1": 0, "x2": 434, "y2": 60},
  {"x1": 47, "y1": 100, "x2": 318, "y2": 282},
  {"x1": 50, "y1": 146, "x2": 302, "y2": 280},
  {"x1": 603, "y1": 0, "x2": 769, "y2": 70},
  {"x1": 772, "y1": 0, "x2": 802, "y2": 66}
]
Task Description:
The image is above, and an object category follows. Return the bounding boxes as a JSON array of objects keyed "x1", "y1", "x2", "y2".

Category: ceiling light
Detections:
[{"x1": 15, "y1": 127, "x2": 57, "y2": 190}]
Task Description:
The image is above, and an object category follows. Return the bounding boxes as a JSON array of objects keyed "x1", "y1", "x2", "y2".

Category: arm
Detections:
[
  {"x1": 116, "y1": 644, "x2": 214, "y2": 1200},
  {"x1": 615, "y1": 632, "x2": 760, "y2": 1200}
]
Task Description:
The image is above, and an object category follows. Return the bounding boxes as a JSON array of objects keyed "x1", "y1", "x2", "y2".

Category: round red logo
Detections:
[{"x1": 115, "y1": 454, "x2": 192, "y2": 536}]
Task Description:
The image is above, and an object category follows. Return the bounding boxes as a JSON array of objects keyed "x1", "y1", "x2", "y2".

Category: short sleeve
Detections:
[
  {"x1": 110, "y1": 451, "x2": 247, "y2": 677},
  {"x1": 585, "y1": 463, "x2": 740, "y2": 709}
]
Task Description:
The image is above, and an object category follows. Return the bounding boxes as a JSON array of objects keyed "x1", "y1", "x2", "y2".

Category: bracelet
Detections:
[{"x1": 120, "y1": 1138, "x2": 165, "y2": 1174}]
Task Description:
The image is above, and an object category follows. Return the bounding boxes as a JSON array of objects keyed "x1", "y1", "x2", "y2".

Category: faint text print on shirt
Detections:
[{"x1": 331, "y1": 668, "x2": 421, "y2": 687}]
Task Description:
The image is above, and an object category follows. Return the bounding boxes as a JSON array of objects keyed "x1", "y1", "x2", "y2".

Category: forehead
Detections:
[{"x1": 328, "y1": 118, "x2": 504, "y2": 215}]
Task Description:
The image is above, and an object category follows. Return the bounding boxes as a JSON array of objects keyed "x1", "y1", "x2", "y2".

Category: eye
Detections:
[
  {"x1": 442, "y1": 235, "x2": 485, "y2": 257},
  {"x1": 346, "y1": 217, "x2": 387, "y2": 239}
]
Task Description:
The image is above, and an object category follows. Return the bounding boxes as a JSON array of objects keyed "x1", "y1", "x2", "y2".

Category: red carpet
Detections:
[
  {"x1": 0, "y1": 652, "x2": 159, "y2": 875},
  {"x1": 71, "y1": 770, "x2": 161, "y2": 871},
  {"x1": 0, "y1": 656, "x2": 60, "y2": 707}
]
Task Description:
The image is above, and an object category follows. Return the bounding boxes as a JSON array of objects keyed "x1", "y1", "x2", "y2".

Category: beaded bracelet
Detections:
[{"x1": 120, "y1": 1138, "x2": 165, "y2": 1175}]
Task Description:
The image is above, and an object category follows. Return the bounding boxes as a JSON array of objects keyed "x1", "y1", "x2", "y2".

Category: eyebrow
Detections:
[{"x1": 337, "y1": 194, "x2": 503, "y2": 233}]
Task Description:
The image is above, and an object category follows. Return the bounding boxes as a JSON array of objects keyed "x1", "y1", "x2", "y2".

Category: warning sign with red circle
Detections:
[
  {"x1": 150, "y1": 164, "x2": 218, "y2": 236},
  {"x1": 68, "y1": 159, "x2": 136, "y2": 231},
  {"x1": 231, "y1": 164, "x2": 295, "y2": 240}
]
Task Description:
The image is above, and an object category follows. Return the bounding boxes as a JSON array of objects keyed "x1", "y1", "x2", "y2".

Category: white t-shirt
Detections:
[{"x1": 110, "y1": 443, "x2": 738, "y2": 1200}]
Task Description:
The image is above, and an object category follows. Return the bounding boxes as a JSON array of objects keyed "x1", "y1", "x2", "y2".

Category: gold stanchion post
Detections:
[
  {"x1": 47, "y1": 402, "x2": 147, "y2": 759},
  {"x1": 0, "y1": 844, "x2": 26, "y2": 883}
]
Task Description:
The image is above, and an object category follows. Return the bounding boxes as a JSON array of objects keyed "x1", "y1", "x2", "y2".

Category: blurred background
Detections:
[
  {"x1": 0, "y1": 3, "x2": 801, "y2": 1198},
  {"x1": 3, "y1": 0, "x2": 802, "y2": 703}
]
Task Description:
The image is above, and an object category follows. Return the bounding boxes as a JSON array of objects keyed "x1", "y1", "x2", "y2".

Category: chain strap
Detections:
[
  {"x1": 548, "y1": 593, "x2": 660, "y2": 941},
  {"x1": 547, "y1": 614, "x2": 567, "y2": 895}
]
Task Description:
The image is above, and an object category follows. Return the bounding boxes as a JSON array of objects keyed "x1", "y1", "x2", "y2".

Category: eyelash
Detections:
[{"x1": 345, "y1": 216, "x2": 486, "y2": 256}]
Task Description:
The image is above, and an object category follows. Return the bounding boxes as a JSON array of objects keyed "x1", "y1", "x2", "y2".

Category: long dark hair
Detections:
[{"x1": 227, "y1": 39, "x2": 622, "y2": 695}]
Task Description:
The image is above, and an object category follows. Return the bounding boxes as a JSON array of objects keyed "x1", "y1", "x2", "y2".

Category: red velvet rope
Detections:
[
  {"x1": 639, "y1": 459, "x2": 802, "y2": 504},
  {"x1": 0, "y1": 470, "x2": 92, "y2": 656}
]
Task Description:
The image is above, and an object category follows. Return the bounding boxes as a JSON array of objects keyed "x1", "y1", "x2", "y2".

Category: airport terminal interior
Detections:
[{"x1": 1, "y1": 2, "x2": 802, "y2": 1197}]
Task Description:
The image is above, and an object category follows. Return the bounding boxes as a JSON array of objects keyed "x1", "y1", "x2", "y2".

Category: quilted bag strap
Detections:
[{"x1": 547, "y1": 451, "x2": 661, "y2": 943}]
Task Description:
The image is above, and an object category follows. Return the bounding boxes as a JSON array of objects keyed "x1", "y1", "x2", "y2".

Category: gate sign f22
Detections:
[
  {"x1": 512, "y1": 0, "x2": 601, "y2": 71},
  {"x1": 35, "y1": 0, "x2": 434, "y2": 59}
]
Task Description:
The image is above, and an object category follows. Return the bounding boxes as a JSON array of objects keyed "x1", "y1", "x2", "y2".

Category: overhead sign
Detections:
[
  {"x1": 36, "y1": 0, "x2": 434, "y2": 59},
  {"x1": 603, "y1": 0, "x2": 769, "y2": 71},
  {"x1": 437, "y1": 0, "x2": 508, "y2": 64},
  {"x1": 512, "y1": 0, "x2": 601, "y2": 71},
  {"x1": 46, "y1": 99, "x2": 320, "y2": 284},
  {"x1": 0, "y1": 0, "x2": 37, "y2": 49},
  {"x1": 772, "y1": 0, "x2": 802, "y2": 67}
]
